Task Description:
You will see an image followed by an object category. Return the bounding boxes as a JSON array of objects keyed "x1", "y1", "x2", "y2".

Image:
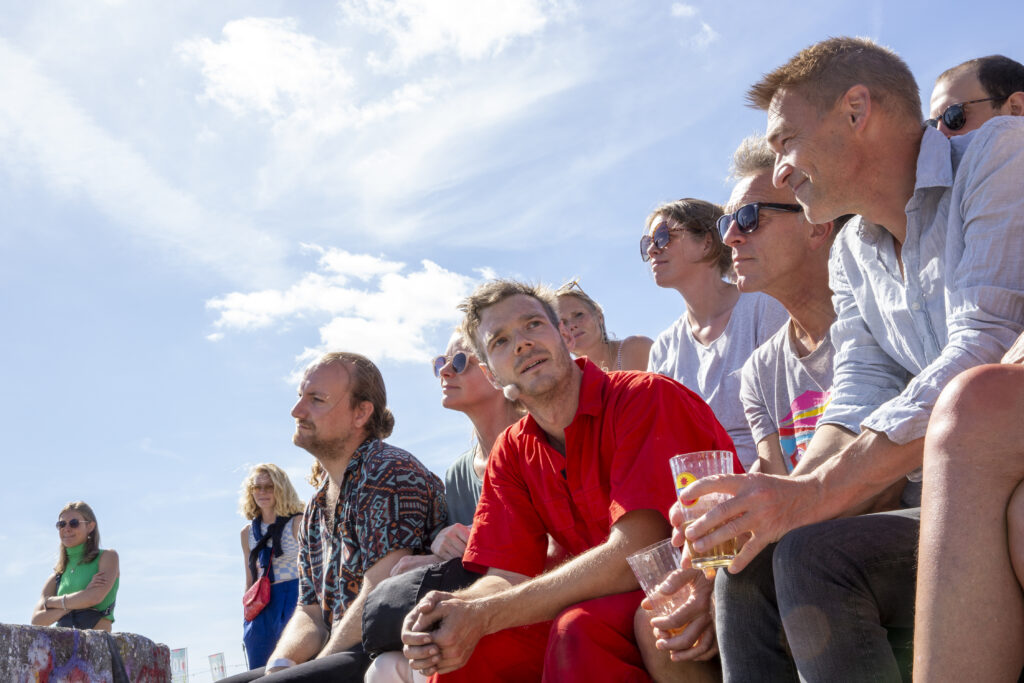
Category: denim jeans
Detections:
[{"x1": 715, "y1": 508, "x2": 920, "y2": 683}]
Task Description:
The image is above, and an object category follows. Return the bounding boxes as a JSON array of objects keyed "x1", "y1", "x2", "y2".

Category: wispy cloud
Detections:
[
  {"x1": 0, "y1": 38, "x2": 287, "y2": 285},
  {"x1": 669, "y1": 4, "x2": 719, "y2": 51},
  {"x1": 343, "y1": 0, "x2": 562, "y2": 69},
  {"x1": 206, "y1": 245, "x2": 485, "y2": 365}
]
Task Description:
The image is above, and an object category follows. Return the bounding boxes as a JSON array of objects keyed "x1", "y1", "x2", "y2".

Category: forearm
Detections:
[
  {"x1": 808, "y1": 429, "x2": 922, "y2": 518},
  {"x1": 31, "y1": 601, "x2": 66, "y2": 626},
  {"x1": 791, "y1": 423, "x2": 857, "y2": 476},
  {"x1": 473, "y1": 511, "x2": 668, "y2": 635},
  {"x1": 270, "y1": 607, "x2": 328, "y2": 665},
  {"x1": 318, "y1": 595, "x2": 366, "y2": 657}
]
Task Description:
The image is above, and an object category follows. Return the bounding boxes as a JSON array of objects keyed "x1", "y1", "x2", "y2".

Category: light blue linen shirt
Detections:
[{"x1": 822, "y1": 117, "x2": 1024, "y2": 445}]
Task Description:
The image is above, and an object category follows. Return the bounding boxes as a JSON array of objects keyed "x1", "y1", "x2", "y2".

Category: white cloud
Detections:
[
  {"x1": 670, "y1": 3, "x2": 698, "y2": 17},
  {"x1": 690, "y1": 21, "x2": 719, "y2": 50},
  {"x1": 343, "y1": 0, "x2": 559, "y2": 69},
  {"x1": 669, "y1": 4, "x2": 718, "y2": 51},
  {"x1": 206, "y1": 246, "x2": 482, "y2": 364},
  {"x1": 0, "y1": 38, "x2": 286, "y2": 285},
  {"x1": 178, "y1": 17, "x2": 354, "y2": 120}
]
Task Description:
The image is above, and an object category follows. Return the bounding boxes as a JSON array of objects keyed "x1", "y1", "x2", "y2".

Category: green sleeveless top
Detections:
[{"x1": 57, "y1": 544, "x2": 118, "y2": 622}]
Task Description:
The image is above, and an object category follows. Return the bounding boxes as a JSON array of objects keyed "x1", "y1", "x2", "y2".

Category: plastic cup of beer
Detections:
[
  {"x1": 627, "y1": 538, "x2": 689, "y2": 630},
  {"x1": 670, "y1": 450, "x2": 737, "y2": 569}
]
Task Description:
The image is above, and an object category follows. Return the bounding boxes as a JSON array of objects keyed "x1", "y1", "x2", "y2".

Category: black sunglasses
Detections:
[
  {"x1": 640, "y1": 221, "x2": 688, "y2": 262},
  {"x1": 56, "y1": 519, "x2": 84, "y2": 530},
  {"x1": 717, "y1": 202, "x2": 802, "y2": 239},
  {"x1": 925, "y1": 96, "x2": 1005, "y2": 131},
  {"x1": 433, "y1": 351, "x2": 470, "y2": 377}
]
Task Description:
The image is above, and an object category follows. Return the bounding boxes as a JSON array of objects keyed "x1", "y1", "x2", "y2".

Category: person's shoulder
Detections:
[
  {"x1": 955, "y1": 116, "x2": 1024, "y2": 169},
  {"x1": 620, "y1": 335, "x2": 654, "y2": 370},
  {"x1": 367, "y1": 441, "x2": 440, "y2": 483},
  {"x1": 750, "y1": 323, "x2": 789, "y2": 364}
]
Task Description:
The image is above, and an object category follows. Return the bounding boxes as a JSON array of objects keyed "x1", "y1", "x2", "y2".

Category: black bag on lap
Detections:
[{"x1": 362, "y1": 557, "x2": 480, "y2": 655}]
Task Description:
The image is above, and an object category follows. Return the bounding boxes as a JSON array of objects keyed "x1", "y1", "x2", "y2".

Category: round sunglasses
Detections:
[
  {"x1": 926, "y1": 96, "x2": 1005, "y2": 132},
  {"x1": 717, "y1": 202, "x2": 802, "y2": 239},
  {"x1": 432, "y1": 351, "x2": 470, "y2": 377},
  {"x1": 640, "y1": 221, "x2": 688, "y2": 261},
  {"x1": 56, "y1": 519, "x2": 85, "y2": 530}
]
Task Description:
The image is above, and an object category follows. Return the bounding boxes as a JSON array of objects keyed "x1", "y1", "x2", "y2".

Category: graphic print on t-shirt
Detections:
[{"x1": 778, "y1": 390, "x2": 831, "y2": 472}]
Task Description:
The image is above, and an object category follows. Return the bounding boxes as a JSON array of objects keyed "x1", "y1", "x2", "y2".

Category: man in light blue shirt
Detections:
[{"x1": 677, "y1": 37, "x2": 1024, "y2": 681}]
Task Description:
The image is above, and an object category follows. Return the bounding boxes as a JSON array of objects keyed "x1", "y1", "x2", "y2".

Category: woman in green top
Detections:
[{"x1": 31, "y1": 501, "x2": 120, "y2": 631}]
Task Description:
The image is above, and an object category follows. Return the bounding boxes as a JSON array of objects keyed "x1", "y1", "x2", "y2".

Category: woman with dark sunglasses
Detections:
[
  {"x1": 554, "y1": 280, "x2": 652, "y2": 372},
  {"x1": 643, "y1": 198, "x2": 788, "y2": 470},
  {"x1": 239, "y1": 463, "x2": 305, "y2": 669},
  {"x1": 31, "y1": 501, "x2": 120, "y2": 631},
  {"x1": 364, "y1": 329, "x2": 525, "y2": 683}
]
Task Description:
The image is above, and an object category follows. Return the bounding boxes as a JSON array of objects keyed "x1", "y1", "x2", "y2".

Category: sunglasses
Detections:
[
  {"x1": 56, "y1": 519, "x2": 85, "y2": 530},
  {"x1": 717, "y1": 202, "x2": 802, "y2": 239},
  {"x1": 925, "y1": 96, "x2": 1004, "y2": 131},
  {"x1": 432, "y1": 351, "x2": 470, "y2": 377},
  {"x1": 640, "y1": 221, "x2": 688, "y2": 262},
  {"x1": 251, "y1": 484, "x2": 274, "y2": 493}
]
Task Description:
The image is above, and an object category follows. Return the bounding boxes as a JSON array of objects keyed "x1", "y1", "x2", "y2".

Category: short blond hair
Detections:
[
  {"x1": 747, "y1": 36, "x2": 921, "y2": 123},
  {"x1": 239, "y1": 463, "x2": 305, "y2": 520}
]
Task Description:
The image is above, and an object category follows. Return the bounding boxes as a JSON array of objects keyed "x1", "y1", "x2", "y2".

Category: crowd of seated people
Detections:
[
  {"x1": 36, "y1": 41, "x2": 1024, "y2": 683},
  {"x1": 216, "y1": 41, "x2": 1024, "y2": 683}
]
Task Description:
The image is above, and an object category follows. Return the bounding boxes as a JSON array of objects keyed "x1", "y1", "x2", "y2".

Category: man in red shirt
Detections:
[{"x1": 400, "y1": 279, "x2": 738, "y2": 682}]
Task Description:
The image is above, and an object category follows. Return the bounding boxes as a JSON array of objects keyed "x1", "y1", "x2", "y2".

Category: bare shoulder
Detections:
[
  {"x1": 620, "y1": 335, "x2": 654, "y2": 371},
  {"x1": 98, "y1": 549, "x2": 120, "y2": 572}
]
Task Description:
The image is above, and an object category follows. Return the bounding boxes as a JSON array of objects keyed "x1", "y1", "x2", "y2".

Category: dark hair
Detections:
[
  {"x1": 459, "y1": 280, "x2": 559, "y2": 362},
  {"x1": 54, "y1": 501, "x2": 100, "y2": 573},
  {"x1": 645, "y1": 198, "x2": 731, "y2": 277},
  {"x1": 938, "y1": 55, "x2": 1024, "y2": 107},
  {"x1": 747, "y1": 36, "x2": 921, "y2": 123}
]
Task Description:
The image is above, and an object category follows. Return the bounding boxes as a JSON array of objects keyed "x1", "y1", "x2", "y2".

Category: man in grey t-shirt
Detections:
[{"x1": 721, "y1": 135, "x2": 846, "y2": 475}]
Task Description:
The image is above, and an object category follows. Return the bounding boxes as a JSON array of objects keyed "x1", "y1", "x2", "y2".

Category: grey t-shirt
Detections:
[
  {"x1": 740, "y1": 321, "x2": 834, "y2": 474},
  {"x1": 649, "y1": 292, "x2": 788, "y2": 470},
  {"x1": 444, "y1": 447, "x2": 483, "y2": 526}
]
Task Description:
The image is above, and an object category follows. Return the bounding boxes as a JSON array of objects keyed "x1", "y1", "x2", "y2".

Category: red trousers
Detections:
[{"x1": 429, "y1": 590, "x2": 651, "y2": 683}]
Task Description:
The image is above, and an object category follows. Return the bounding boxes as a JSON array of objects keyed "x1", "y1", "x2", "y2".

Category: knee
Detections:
[
  {"x1": 928, "y1": 365, "x2": 1024, "y2": 456},
  {"x1": 549, "y1": 604, "x2": 599, "y2": 657}
]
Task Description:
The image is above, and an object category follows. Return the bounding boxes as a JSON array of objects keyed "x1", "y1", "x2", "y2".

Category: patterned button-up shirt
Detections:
[
  {"x1": 823, "y1": 118, "x2": 1024, "y2": 445},
  {"x1": 297, "y1": 438, "x2": 447, "y2": 628}
]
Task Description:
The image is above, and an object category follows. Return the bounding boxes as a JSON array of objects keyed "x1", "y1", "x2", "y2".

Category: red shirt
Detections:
[{"x1": 464, "y1": 358, "x2": 739, "y2": 577}]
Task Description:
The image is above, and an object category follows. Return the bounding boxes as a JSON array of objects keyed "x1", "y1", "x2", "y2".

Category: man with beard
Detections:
[
  {"x1": 225, "y1": 352, "x2": 446, "y2": 682},
  {"x1": 401, "y1": 280, "x2": 737, "y2": 682}
]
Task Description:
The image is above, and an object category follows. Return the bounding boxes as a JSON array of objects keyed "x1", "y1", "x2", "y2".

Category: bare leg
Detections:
[
  {"x1": 633, "y1": 607, "x2": 720, "y2": 683},
  {"x1": 914, "y1": 364, "x2": 1024, "y2": 681}
]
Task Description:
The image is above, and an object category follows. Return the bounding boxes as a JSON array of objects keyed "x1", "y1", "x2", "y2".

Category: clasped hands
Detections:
[{"x1": 401, "y1": 590, "x2": 487, "y2": 677}]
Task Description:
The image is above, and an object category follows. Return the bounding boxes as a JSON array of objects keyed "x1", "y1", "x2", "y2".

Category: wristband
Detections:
[
  {"x1": 61, "y1": 596, "x2": 67, "y2": 610},
  {"x1": 266, "y1": 658, "x2": 295, "y2": 671}
]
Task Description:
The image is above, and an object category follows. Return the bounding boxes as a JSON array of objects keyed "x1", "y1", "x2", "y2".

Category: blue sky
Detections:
[{"x1": 2, "y1": 1, "x2": 1020, "y2": 679}]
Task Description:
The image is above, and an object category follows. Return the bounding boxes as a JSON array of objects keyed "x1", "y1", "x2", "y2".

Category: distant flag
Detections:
[
  {"x1": 170, "y1": 648, "x2": 188, "y2": 683},
  {"x1": 209, "y1": 653, "x2": 227, "y2": 680}
]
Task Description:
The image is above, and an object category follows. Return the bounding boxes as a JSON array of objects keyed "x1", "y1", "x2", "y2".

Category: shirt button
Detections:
[{"x1": 911, "y1": 301, "x2": 921, "y2": 311}]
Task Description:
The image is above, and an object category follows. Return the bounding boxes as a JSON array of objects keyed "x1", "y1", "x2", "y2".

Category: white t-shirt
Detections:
[
  {"x1": 740, "y1": 322, "x2": 834, "y2": 473},
  {"x1": 649, "y1": 292, "x2": 788, "y2": 470}
]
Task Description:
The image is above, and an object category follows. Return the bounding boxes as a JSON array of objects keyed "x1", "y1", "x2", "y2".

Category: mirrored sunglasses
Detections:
[
  {"x1": 56, "y1": 519, "x2": 83, "y2": 530},
  {"x1": 432, "y1": 351, "x2": 470, "y2": 377},
  {"x1": 640, "y1": 221, "x2": 687, "y2": 262},
  {"x1": 925, "y1": 96, "x2": 1004, "y2": 132},
  {"x1": 717, "y1": 202, "x2": 802, "y2": 239}
]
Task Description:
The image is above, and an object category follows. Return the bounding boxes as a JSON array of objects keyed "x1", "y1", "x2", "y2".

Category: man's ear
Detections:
[
  {"x1": 1005, "y1": 91, "x2": 1024, "y2": 117},
  {"x1": 808, "y1": 219, "x2": 835, "y2": 249},
  {"x1": 840, "y1": 84, "x2": 872, "y2": 131},
  {"x1": 560, "y1": 320, "x2": 576, "y2": 353},
  {"x1": 353, "y1": 400, "x2": 374, "y2": 430},
  {"x1": 479, "y1": 363, "x2": 504, "y2": 391}
]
